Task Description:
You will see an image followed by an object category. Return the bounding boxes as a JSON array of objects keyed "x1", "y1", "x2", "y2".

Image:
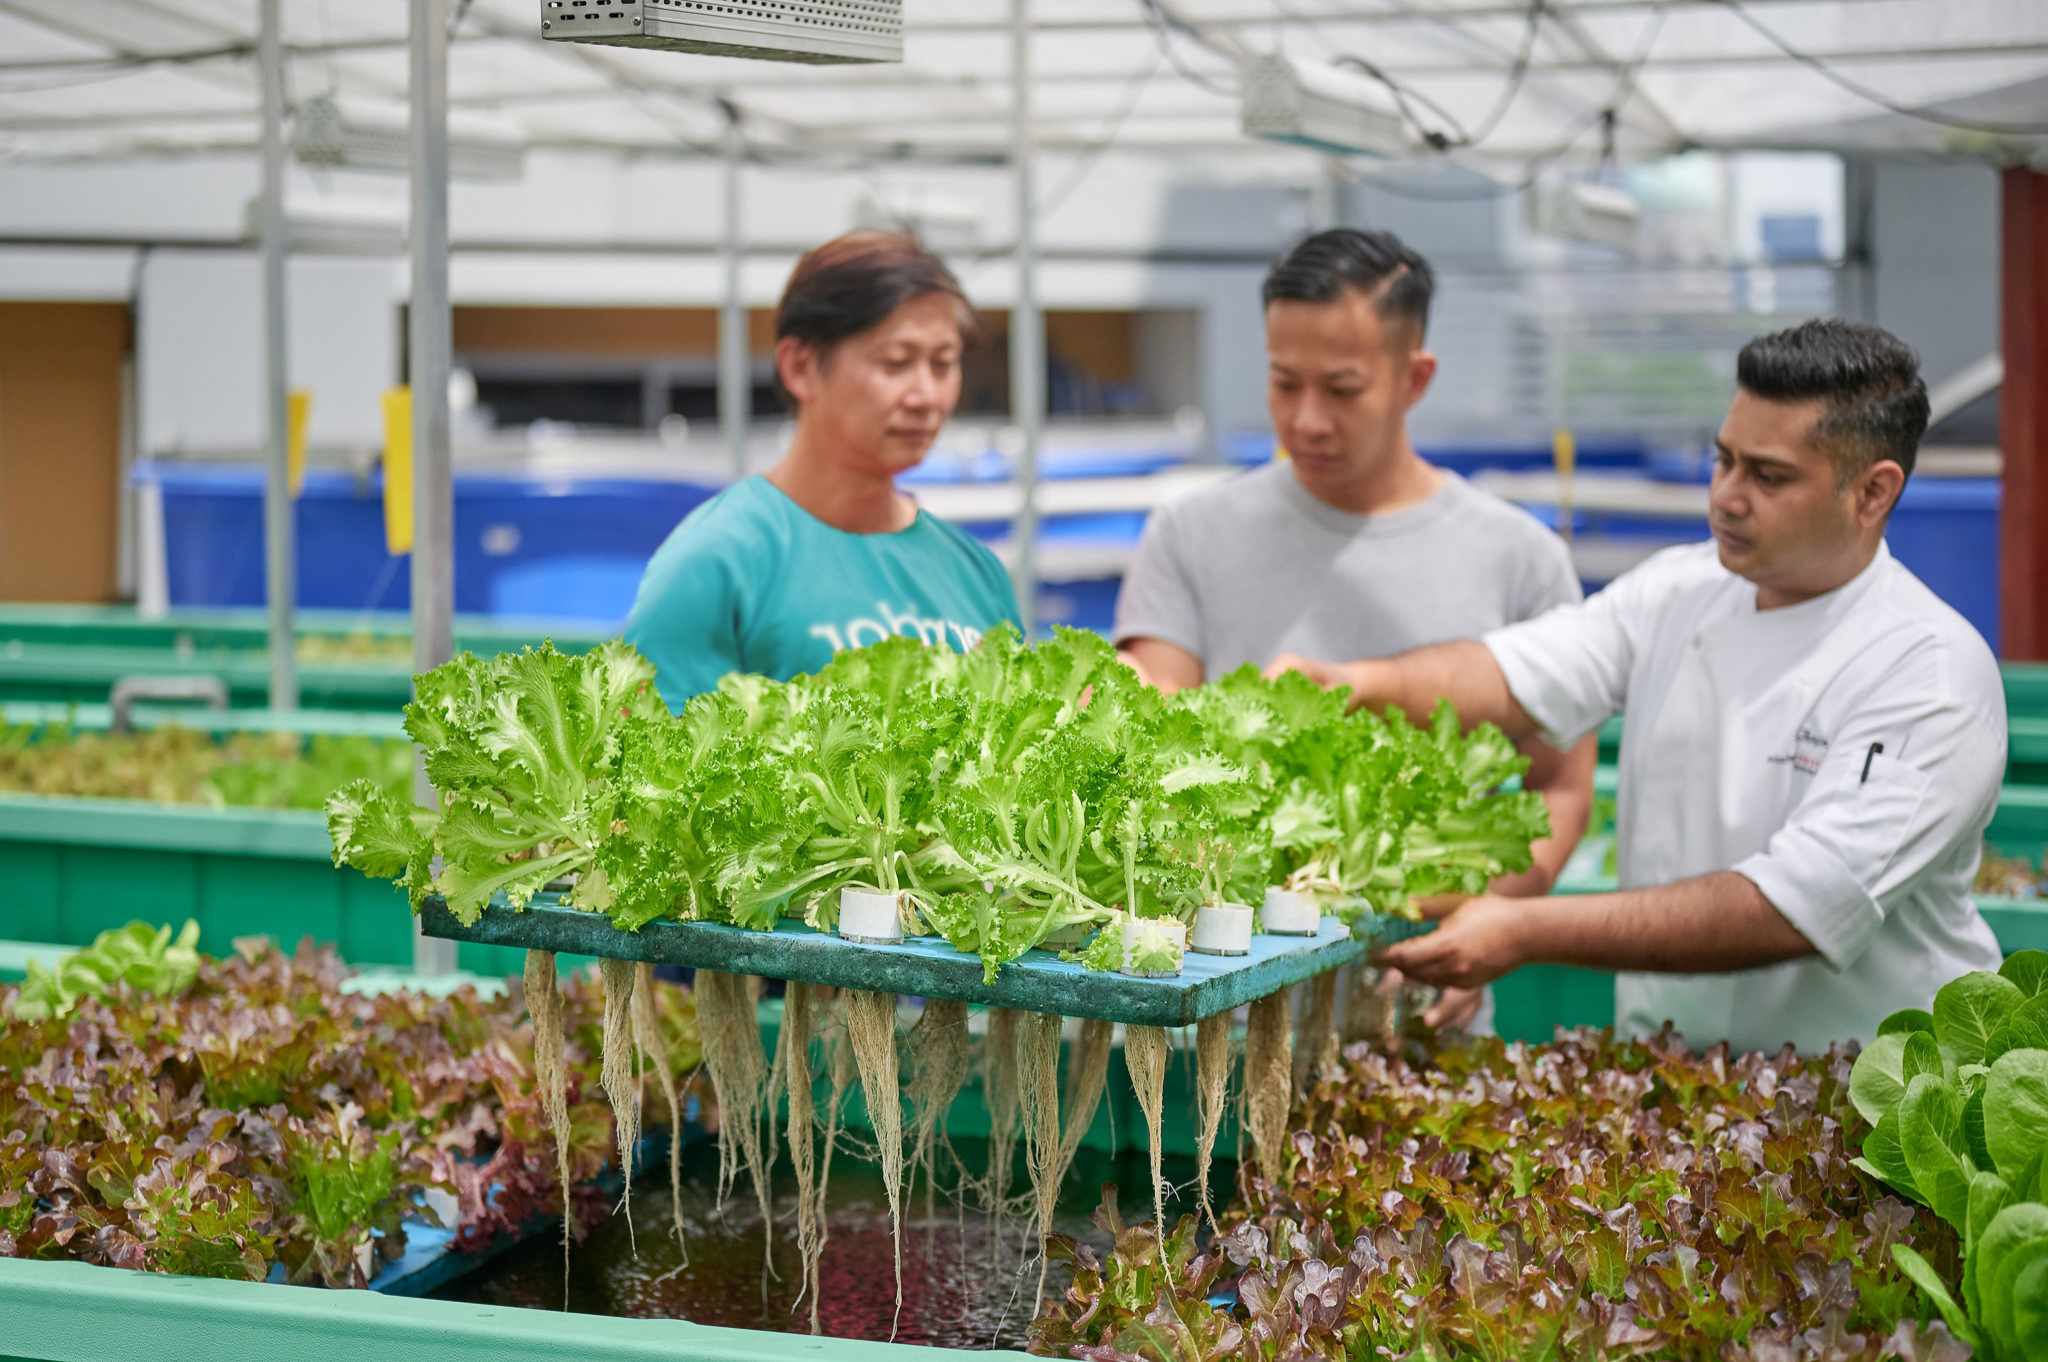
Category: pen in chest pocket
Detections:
[{"x1": 1859, "y1": 742, "x2": 1885, "y2": 785}]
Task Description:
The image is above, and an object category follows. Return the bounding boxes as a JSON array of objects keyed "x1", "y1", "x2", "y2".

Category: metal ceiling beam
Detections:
[
  {"x1": 9, "y1": 39, "x2": 2039, "y2": 132},
  {"x1": 0, "y1": 0, "x2": 1846, "y2": 69},
  {"x1": 12, "y1": 36, "x2": 2031, "y2": 135},
  {"x1": 0, "y1": 226, "x2": 1873, "y2": 271},
  {"x1": 1539, "y1": 3, "x2": 1688, "y2": 149},
  {"x1": 903, "y1": 0, "x2": 1876, "y2": 30},
  {"x1": 0, "y1": 33, "x2": 494, "y2": 73}
]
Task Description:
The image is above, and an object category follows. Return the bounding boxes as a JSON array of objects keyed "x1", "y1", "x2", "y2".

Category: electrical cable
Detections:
[
  {"x1": 1282, "y1": 0, "x2": 1544, "y2": 152},
  {"x1": 1136, "y1": 0, "x2": 1240, "y2": 98},
  {"x1": 1462, "y1": 0, "x2": 1548, "y2": 147},
  {"x1": 1332, "y1": 53, "x2": 1469, "y2": 151},
  {"x1": 1353, "y1": 1, "x2": 1667, "y2": 203},
  {"x1": 1031, "y1": 45, "x2": 1164, "y2": 224},
  {"x1": 1716, "y1": 0, "x2": 2048, "y2": 136}
]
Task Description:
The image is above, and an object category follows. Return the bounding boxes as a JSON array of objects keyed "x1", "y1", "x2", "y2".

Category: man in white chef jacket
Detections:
[{"x1": 1269, "y1": 318, "x2": 2006, "y2": 1053}]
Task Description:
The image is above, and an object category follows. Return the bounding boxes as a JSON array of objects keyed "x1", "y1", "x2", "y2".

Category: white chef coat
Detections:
[{"x1": 1483, "y1": 541, "x2": 2005, "y2": 1054}]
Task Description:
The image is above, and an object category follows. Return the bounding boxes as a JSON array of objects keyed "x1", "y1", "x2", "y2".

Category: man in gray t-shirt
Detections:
[
  {"x1": 1116, "y1": 461, "x2": 1582, "y2": 679},
  {"x1": 1115, "y1": 228, "x2": 1596, "y2": 1030}
]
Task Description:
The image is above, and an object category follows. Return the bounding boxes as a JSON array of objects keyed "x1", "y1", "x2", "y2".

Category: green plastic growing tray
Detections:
[
  {"x1": 0, "y1": 1256, "x2": 1004, "y2": 1362},
  {"x1": 420, "y1": 894, "x2": 1431, "y2": 1027},
  {"x1": 0, "y1": 606, "x2": 611, "y2": 713}
]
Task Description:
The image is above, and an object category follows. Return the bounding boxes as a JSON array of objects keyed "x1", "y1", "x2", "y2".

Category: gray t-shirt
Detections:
[{"x1": 1114, "y1": 461, "x2": 1581, "y2": 676}]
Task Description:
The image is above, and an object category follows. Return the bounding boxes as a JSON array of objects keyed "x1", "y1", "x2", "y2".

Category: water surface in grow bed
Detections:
[{"x1": 437, "y1": 1135, "x2": 1227, "y2": 1349}]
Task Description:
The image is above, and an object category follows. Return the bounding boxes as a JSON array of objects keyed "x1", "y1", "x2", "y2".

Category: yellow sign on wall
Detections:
[{"x1": 382, "y1": 387, "x2": 412, "y2": 556}]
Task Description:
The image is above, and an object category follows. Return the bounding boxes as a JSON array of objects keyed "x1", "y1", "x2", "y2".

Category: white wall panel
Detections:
[{"x1": 138, "y1": 250, "x2": 398, "y2": 456}]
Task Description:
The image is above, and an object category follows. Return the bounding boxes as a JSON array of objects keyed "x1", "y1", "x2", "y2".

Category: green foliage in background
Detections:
[{"x1": 0, "y1": 719, "x2": 411, "y2": 811}]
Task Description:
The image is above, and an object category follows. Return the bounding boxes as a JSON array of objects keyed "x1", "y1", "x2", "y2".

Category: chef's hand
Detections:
[
  {"x1": 1372, "y1": 966, "x2": 1484, "y2": 1031},
  {"x1": 1263, "y1": 653, "x2": 1364, "y2": 692},
  {"x1": 1371, "y1": 894, "x2": 1528, "y2": 991},
  {"x1": 1410, "y1": 893, "x2": 1471, "y2": 922}
]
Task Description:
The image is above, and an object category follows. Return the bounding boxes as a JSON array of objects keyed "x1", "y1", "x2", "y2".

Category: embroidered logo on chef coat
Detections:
[{"x1": 1767, "y1": 726, "x2": 1830, "y2": 775}]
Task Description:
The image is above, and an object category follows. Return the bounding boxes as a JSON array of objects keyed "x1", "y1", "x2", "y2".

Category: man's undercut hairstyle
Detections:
[
  {"x1": 1736, "y1": 319, "x2": 1929, "y2": 485},
  {"x1": 1261, "y1": 228, "x2": 1435, "y2": 346},
  {"x1": 775, "y1": 229, "x2": 979, "y2": 358}
]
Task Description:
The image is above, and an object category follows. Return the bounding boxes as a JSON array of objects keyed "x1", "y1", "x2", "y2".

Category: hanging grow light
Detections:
[
  {"x1": 1240, "y1": 53, "x2": 1408, "y2": 159},
  {"x1": 1529, "y1": 179, "x2": 1640, "y2": 250},
  {"x1": 540, "y1": 0, "x2": 903, "y2": 65}
]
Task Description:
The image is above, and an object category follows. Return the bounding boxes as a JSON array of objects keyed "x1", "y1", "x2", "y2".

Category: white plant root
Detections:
[
  {"x1": 695, "y1": 969, "x2": 774, "y2": 1269},
  {"x1": 1243, "y1": 986, "x2": 1294, "y2": 1181},
  {"x1": 778, "y1": 980, "x2": 825, "y2": 1332},
  {"x1": 1055, "y1": 1017, "x2": 1113, "y2": 1187},
  {"x1": 982, "y1": 1006, "x2": 1022, "y2": 1231},
  {"x1": 1016, "y1": 1009, "x2": 1063, "y2": 1311},
  {"x1": 904, "y1": 997, "x2": 972, "y2": 1241},
  {"x1": 1124, "y1": 1024, "x2": 1170, "y2": 1237},
  {"x1": 598, "y1": 957, "x2": 641, "y2": 1248},
  {"x1": 1296, "y1": 967, "x2": 1340, "y2": 1093},
  {"x1": 1193, "y1": 1010, "x2": 1232, "y2": 1232},
  {"x1": 523, "y1": 950, "x2": 573, "y2": 1301},
  {"x1": 846, "y1": 989, "x2": 906, "y2": 1339},
  {"x1": 628, "y1": 961, "x2": 688, "y2": 1265}
]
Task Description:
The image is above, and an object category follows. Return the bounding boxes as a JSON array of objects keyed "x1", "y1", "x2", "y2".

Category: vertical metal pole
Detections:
[
  {"x1": 410, "y1": 0, "x2": 457, "y2": 976},
  {"x1": 719, "y1": 104, "x2": 750, "y2": 485},
  {"x1": 1008, "y1": 0, "x2": 1042, "y2": 639},
  {"x1": 258, "y1": 0, "x2": 297, "y2": 711}
]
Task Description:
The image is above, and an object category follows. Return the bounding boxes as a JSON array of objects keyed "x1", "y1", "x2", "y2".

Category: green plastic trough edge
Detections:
[
  {"x1": 0, "y1": 793, "x2": 329, "y2": 860},
  {"x1": 0, "y1": 1256, "x2": 1026, "y2": 1362},
  {"x1": 0, "y1": 701, "x2": 408, "y2": 739},
  {"x1": 419, "y1": 896, "x2": 1424, "y2": 1027}
]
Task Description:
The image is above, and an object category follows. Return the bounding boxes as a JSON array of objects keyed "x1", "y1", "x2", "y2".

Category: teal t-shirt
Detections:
[{"x1": 623, "y1": 476, "x2": 1022, "y2": 708}]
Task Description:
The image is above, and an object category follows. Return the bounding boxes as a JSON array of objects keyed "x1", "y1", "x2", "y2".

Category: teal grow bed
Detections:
[
  {"x1": 0, "y1": 793, "x2": 526, "y2": 977},
  {"x1": 0, "y1": 604, "x2": 609, "y2": 712},
  {"x1": 0, "y1": 990, "x2": 1208, "y2": 1362},
  {"x1": 0, "y1": 1255, "x2": 1001, "y2": 1362}
]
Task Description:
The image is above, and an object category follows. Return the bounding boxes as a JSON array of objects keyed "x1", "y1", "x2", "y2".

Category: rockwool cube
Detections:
[{"x1": 540, "y1": 0, "x2": 902, "y2": 65}]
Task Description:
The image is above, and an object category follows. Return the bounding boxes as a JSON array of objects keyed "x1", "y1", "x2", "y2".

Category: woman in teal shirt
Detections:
[{"x1": 624, "y1": 231, "x2": 1021, "y2": 708}]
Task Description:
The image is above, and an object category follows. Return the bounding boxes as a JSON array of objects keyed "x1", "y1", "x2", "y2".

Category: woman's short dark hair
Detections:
[
  {"x1": 1261, "y1": 228, "x2": 1435, "y2": 345},
  {"x1": 774, "y1": 230, "x2": 978, "y2": 357},
  {"x1": 1736, "y1": 319, "x2": 1928, "y2": 484}
]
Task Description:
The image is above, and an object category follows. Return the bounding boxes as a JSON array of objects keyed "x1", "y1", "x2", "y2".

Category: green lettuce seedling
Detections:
[
  {"x1": 328, "y1": 640, "x2": 664, "y2": 924},
  {"x1": 1847, "y1": 950, "x2": 2048, "y2": 1360},
  {"x1": 12, "y1": 919, "x2": 201, "y2": 1021}
]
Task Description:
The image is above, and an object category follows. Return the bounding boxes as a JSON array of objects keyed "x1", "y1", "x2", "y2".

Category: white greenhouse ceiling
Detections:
[{"x1": 2, "y1": 0, "x2": 2046, "y2": 176}]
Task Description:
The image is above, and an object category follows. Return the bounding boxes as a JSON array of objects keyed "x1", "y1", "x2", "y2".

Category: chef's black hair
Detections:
[
  {"x1": 1737, "y1": 319, "x2": 1928, "y2": 485},
  {"x1": 1262, "y1": 228, "x2": 1434, "y2": 346},
  {"x1": 774, "y1": 230, "x2": 978, "y2": 361}
]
